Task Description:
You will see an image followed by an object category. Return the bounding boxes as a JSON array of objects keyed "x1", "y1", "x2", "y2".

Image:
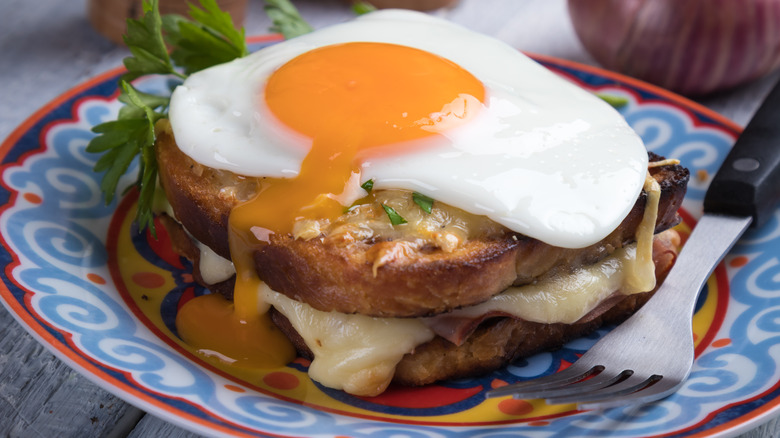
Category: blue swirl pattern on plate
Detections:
[{"x1": 1, "y1": 50, "x2": 779, "y2": 437}]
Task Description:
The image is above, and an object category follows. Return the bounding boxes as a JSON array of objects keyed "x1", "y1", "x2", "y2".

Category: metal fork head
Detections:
[
  {"x1": 487, "y1": 350, "x2": 688, "y2": 409},
  {"x1": 485, "y1": 213, "x2": 752, "y2": 409},
  {"x1": 486, "y1": 298, "x2": 696, "y2": 409}
]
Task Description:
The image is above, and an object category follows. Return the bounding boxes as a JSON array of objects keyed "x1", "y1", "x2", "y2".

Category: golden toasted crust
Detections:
[
  {"x1": 156, "y1": 122, "x2": 255, "y2": 260},
  {"x1": 156, "y1": 125, "x2": 689, "y2": 317},
  {"x1": 254, "y1": 234, "x2": 520, "y2": 316}
]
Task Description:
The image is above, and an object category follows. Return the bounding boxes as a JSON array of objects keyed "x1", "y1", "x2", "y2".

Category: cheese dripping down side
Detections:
[{"x1": 426, "y1": 173, "x2": 662, "y2": 327}]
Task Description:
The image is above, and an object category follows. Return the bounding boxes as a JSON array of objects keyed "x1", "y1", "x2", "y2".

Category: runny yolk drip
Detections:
[
  {"x1": 176, "y1": 293, "x2": 296, "y2": 368},
  {"x1": 240, "y1": 41, "x2": 485, "y2": 236},
  {"x1": 177, "y1": 42, "x2": 485, "y2": 370}
]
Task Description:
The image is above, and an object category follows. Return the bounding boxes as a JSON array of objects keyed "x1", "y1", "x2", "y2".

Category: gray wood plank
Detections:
[
  {"x1": 745, "y1": 417, "x2": 780, "y2": 438},
  {"x1": 0, "y1": 306, "x2": 144, "y2": 437},
  {"x1": 0, "y1": 1, "x2": 140, "y2": 437},
  {"x1": 127, "y1": 414, "x2": 206, "y2": 438}
]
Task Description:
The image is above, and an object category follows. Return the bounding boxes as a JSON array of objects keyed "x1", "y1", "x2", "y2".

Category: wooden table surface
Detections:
[{"x1": 2, "y1": 0, "x2": 780, "y2": 436}]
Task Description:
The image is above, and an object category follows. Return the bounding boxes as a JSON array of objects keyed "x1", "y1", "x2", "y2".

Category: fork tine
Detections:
[
  {"x1": 546, "y1": 373, "x2": 661, "y2": 405},
  {"x1": 507, "y1": 369, "x2": 631, "y2": 400},
  {"x1": 577, "y1": 377, "x2": 684, "y2": 410},
  {"x1": 485, "y1": 362, "x2": 600, "y2": 399}
]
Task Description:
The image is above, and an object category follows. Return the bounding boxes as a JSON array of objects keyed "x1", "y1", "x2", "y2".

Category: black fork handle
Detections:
[{"x1": 704, "y1": 79, "x2": 780, "y2": 228}]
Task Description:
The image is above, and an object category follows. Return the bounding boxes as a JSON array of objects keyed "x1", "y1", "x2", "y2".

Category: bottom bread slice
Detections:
[{"x1": 270, "y1": 229, "x2": 679, "y2": 389}]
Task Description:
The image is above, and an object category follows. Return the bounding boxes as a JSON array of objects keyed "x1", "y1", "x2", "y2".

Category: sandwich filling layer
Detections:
[
  {"x1": 263, "y1": 236, "x2": 662, "y2": 396},
  {"x1": 174, "y1": 173, "x2": 665, "y2": 396}
]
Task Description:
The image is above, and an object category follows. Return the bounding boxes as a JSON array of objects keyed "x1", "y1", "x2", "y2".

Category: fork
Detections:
[
  {"x1": 486, "y1": 78, "x2": 780, "y2": 409},
  {"x1": 486, "y1": 214, "x2": 749, "y2": 409}
]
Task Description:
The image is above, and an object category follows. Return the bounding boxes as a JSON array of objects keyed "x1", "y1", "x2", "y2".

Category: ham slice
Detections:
[{"x1": 422, "y1": 232, "x2": 680, "y2": 346}]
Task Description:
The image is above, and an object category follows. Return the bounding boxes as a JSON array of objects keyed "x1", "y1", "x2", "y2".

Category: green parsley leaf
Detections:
[
  {"x1": 361, "y1": 179, "x2": 374, "y2": 192},
  {"x1": 163, "y1": 0, "x2": 248, "y2": 75},
  {"x1": 264, "y1": 0, "x2": 314, "y2": 39},
  {"x1": 118, "y1": 88, "x2": 170, "y2": 119},
  {"x1": 382, "y1": 204, "x2": 408, "y2": 225},
  {"x1": 187, "y1": 0, "x2": 247, "y2": 53},
  {"x1": 596, "y1": 93, "x2": 629, "y2": 109},
  {"x1": 90, "y1": 131, "x2": 143, "y2": 193},
  {"x1": 412, "y1": 192, "x2": 434, "y2": 214},
  {"x1": 122, "y1": 0, "x2": 184, "y2": 82},
  {"x1": 123, "y1": 82, "x2": 162, "y2": 233},
  {"x1": 88, "y1": 119, "x2": 149, "y2": 155},
  {"x1": 87, "y1": 81, "x2": 164, "y2": 233},
  {"x1": 90, "y1": 0, "x2": 307, "y2": 235},
  {"x1": 351, "y1": 1, "x2": 377, "y2": 14}
]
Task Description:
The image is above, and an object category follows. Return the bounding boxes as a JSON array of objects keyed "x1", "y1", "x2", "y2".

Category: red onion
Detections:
[{"x1": 567, "y1": 0, "x2": 780, "y2": 96}]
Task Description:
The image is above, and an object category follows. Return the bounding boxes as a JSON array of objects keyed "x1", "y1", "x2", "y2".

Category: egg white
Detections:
[{"x1": 168, "y1": 10, "x2": 648, "y2": 249}]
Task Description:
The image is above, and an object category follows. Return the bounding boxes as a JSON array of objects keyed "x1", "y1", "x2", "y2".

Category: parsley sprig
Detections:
[
  {"x1": 163, "y1": 0, "x2": 249, "y2": 75},
  {"x1": 88, "y1": 0, "x2": 249, "y2": 233},
  {"x1": 121, "y1": 0, "x2": 183, "y2": 82},
  {"x1": 89, "y1": 0, "x2": 399, "y2": 233},
  {"x1": 264, "y1": 0, "x2": 313, "y2": 39},
  {"x1": 87, "y1": 82, "x2": 166, "y2": 232}
]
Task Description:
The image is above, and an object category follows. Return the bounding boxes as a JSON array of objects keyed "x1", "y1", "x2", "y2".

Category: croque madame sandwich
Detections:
[{"x1": 148, "y1": 10, "x2": 688, "y2": 396}]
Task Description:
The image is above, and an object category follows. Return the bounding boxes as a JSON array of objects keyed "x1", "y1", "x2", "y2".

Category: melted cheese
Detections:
[
  {"x1": 177, "y1": 172, "x2": 663, "y2": 396},
  {"x1": 623, "y1": 173, "x2": 661, "y2": 294},
  {"x1": 438, "y1": 243, "x2": 639, "y2": 325},
  {"x1": 262, "y1": 241, "x2": 649, "y2": 395},
  {"x1": 262, "y1": 285, "x2": 434, "y2": 396},
  {"x1": 451, "y1": 172, "x2": 661, "y2": 325},
  {"x1": 195, "y1": 240, "x2": 235, "y2": 285}
]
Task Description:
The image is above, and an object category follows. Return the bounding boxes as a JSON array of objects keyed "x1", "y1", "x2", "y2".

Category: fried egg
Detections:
[{"x1": 168, "y1": 9, "x2": 647, "y2": 249}]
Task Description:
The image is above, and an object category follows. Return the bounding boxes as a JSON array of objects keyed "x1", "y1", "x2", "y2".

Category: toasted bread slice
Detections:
[{"x1": 156, "y1": 124, "x2": 689, "y2": 317}]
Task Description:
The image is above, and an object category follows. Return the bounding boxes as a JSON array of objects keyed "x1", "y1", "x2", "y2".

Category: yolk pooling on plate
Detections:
[{"x1": 176, "y1": 293, "x2": 296, "y2": 368}]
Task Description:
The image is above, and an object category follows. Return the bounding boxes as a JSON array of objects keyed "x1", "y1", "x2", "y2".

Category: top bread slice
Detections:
[{"x1": 155, "y1": 122, "x2": 690, "y2": 317}]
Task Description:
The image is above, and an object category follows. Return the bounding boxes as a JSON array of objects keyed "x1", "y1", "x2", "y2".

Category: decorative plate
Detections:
[{"x1": 2, "y1": 35, "x2": 779, "y2": 437}]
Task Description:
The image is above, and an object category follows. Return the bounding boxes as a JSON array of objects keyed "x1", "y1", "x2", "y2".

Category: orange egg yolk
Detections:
[
  {"x1": 177, "y1": 42, "x2": 485, "y2": 370},
  {"x1": 241, "y1": 42, "x2": 484, "y2": 235}
]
